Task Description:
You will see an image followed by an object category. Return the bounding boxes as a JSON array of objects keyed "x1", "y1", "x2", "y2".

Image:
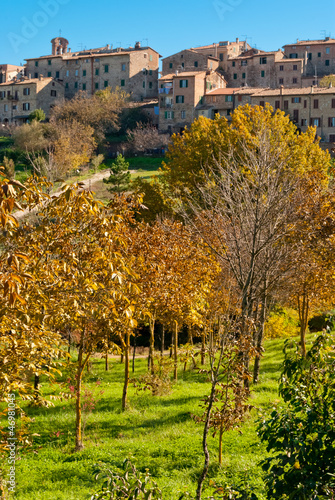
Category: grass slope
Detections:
[{"x1": 0, "y1": 335, "x2": 308, "y2": 500}]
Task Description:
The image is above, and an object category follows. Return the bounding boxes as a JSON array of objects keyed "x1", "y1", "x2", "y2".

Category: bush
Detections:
[
  {"x1": 264, "y1": 307, "x2": 299, "y2": 339},
  {"x1": 257, "y1": 333, "x2": 335, "y2": 499},
  {"x1": 308, "y1": 311, "x2": 335, "y2": 332}
]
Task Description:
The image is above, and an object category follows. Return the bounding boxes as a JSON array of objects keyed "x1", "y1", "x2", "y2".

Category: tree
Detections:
[
  {"x1": 319, "y1": 74, "x2": 335, "y2": 87},
  {"x1": 103, "y1": 154, "x2": 131, "y2": 195},
  {"x1": 168, "y1": 105, "x2": 331, "y2": 382},
  {"x1": 258, "y1": 333, "x2": 335, "y2": 499},
  {"x1": 29, "y1": 109, "x2": 46, "y2": 122},
  {"x1": 51, "y1": 88, "x2": 128, "y2": 143},
  {"x1": 128, "y1": 123, "x2": 170, "y2": 153}
]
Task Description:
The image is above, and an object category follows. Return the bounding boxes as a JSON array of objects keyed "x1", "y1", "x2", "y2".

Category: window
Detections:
[
  {"x1": 318, "y1": 52, "x2": 321, "y2": 57},
  {"x1": 326, "y1": 47, "x2": 330, "y2": 54},
  {"x1": 181, "y1": 63, "x2": 185, "y2": 68},
  {"x1": 143, "y1": 81, "x2": 145, "y2": 88},
  {"x1": 181, "y1": 110, "x2": 186, "y2": 119},
  {"x1": 121, "y1": 79, "x2": 125, "y2": 87},
  {"x1": 176, "y1": 95, "x2": 184, "y2": 103},
  {"x1": 259, "y1": 101, "x2": 265, "y2": 107},
  {"x1": 292, "y1": 98, "x2": 301, "y2": 103},
  {"x1": 279, "y1": 65, "x2": 284, "y2": 71},
  {"x1": 225, "y1": 95, "x2": 233, "y2": 102},
  {"x1": 310, "y1": 118, "x2": 320, "y2": 126},
  {"x1": 260, "y1": 57, "x2": 267, "y2": 64},
  {"x1": 329, "y1": 134, "x2": 335, "y2": 142},
  {"x1": 48, "y1": 60, "x2": 51, "y2": 65},
  {"x1": 301, "y1": 119, "x2": 307, "y2": 126},
  {"x1": 328, "y1": 117, "x2": 335, "y2": 127},
  {"x1": 293, "y1": 109, "x2": 299, "y2": 121},
  {"x1": 12, "y1": 105, "x2": 17, "y2": 110},
  {"x1": 289, "y1": 53, "x2": 298, "y2": 58},
  {"x1": 149, "y1": 82, "x2": 153, "y2": 89},
  {"x1": 74, "y1": 82, "x2": 78, "y2": 89},
  {"x1": 169, "y1": 63, "x2": 173, "y2": 69},
  {"x1": 293, "y1": 64, "x2": 297, "y2": 70},
  {"x1": 34, "y1": 73, "x2": 38, "y2": 79},
  {"x1": 242, "y1": 72, "x2": 246, "y2": 79},
  {"x1": 304, "y1": 100, "x2": 307, "y2": 108},
  {"x1": 307, "y1": 53, "x2": 312, "y2": 60},
  {"x1": 75, "y1": 70, "x2": 79, "y2": 76},
  {"x1": 165, "y1": 111, "x2": 174, "y2": 119},
  {"x1": 313, "y1": 99, "x2": 319, "y2": 109},
  {"x1": 241, "y1": 60, "x2": 247, "y2": 66},
  {"x1": 66, "y1": 70, "x2": 69, "y2": 77},
  {"x1": 104, "y1": 81, "x2": 109, "y2": 88},
  {"x1": 332, "y1": 99, "x2": 335, "y2": 108},
  {"x1": 149, "y1": 70, "x2": 152, "y2": 75},
  {"x1": 95, "y1": 82, "x2": 99, "y2": 90},
  {"x1": 292, "y1": 78, "x2": 297, "y2": 84},
  {"x1": 4, "y1": 104, "x2": 8, "y2": 112},
  {"x1": 179, "y1": 79, "x2": 188, "y2": 88},
  {"x1": 51, "y1": 90, "x2": 57, "y2": 96},
  {"x1": 275, "y1": 100, "x2": 280, "y2": 109},
  {"x1": 261, "y1": 70, "x2": 265, "y2": 77},
  {"x1": 227, "y1": 109, "x2": 231, "y2": 116},
  {"x1": 82, "y1": 83, "x2": 86, "y2": 91},
  {"x1": 56, "y1": 71, "x2": 60, "y2": 78},
  {"x1": 279, "y1": 78, "x2": 284, "y2": 84},
  {"x1": 284, "y1": 100, "x2": 288, "y2": 110},
  {"x1": 104, "y1": 65, "x2": 109, "y2": 73},
  {"x1": 95, "y1": 58, "x2": 99, "y2": 62},
  {"x1": 35, "y1": 61, "x2": 38, "y2": 67},
  {"x1": 23, "y1": 103, "x2": 30, "y2": 111},
  {"x1": 65, "y1": 83, "x2": 69, "y2": 89},
  {"x1": 194, "y1": 61, "x2": 198, "y2": 67},
  {"x1": 83, "y1": 70, "x2": 86, "y2": 77},
  {"x1": 233, "y1": 73, "x2": 237, "y2": 80},
  {"x1": 95, "y1": 68, "x2": 99, "y2": 76},
  {"x1": 85, "y1": 59, "x2": 89, "y2": 63},
  {"x1": 47, "y1": 71, "x2": 51, "y2": 77},
  {"x1": 121, "y1": 63, "x2": 126, "y2": 71},
  {"x1": 238, "y1": 95, "x2": 242, "y2": 102},
  {"x1": 232, "y1": 61, "x2": 235, "y2": 67},
  {"x1": 220, "y1": 54, "x2": 223, "y2": 61},
  {"x1": 23, "y1": 88, "x2": 30, "y2": 96},
  {"x1": 149, "y1": 55, "x2": 153, "y2": 61},
  {"x1": 325, "y1": 60, "x2": 330, "y2": 66}
]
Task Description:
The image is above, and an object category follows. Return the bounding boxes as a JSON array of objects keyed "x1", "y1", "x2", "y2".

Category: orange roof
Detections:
[
  {"x1": 283, "y1": 38, "x2": 335, "y2": 47},
  {"x1": 206, "y1": 88, "x2": 239, "y2": 95},
  {"x1": 159, "y1": 71, "x2": 207, "y2": 80}
]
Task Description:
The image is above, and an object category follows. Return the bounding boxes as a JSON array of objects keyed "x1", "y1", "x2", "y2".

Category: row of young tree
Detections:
[{"x1": 1, "y1": 102, "x2": 335, "y2": 498}]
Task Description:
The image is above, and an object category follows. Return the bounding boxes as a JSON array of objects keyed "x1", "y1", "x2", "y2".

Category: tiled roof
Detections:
[
  {"x1": 283, "y1": 39, "x2": 335, "y2": 47},
  {"x1": 206, "y1": 88, "x2": 240, "y2": 95},
  {"x1": 250, "y1": 87, "x2": 335, "y2": 96},
  {"x1": 26, "y1": 46, "x2": 161, "y2": 62},
  {"x1": 159, "y1": 71, "x2": 207, "y2": 80},
  {"x1": 0, "y1": 77, "x2": 54, "y2": 86}
]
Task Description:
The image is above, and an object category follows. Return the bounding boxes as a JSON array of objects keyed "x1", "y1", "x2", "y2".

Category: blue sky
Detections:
[{"x1": 1, "y1": 0, "x2": 334, "y2": 66}]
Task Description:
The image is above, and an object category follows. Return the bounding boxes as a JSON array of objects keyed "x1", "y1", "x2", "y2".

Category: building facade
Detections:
[
  {"x1": 25, "y1": 38, "x2": 160, "y2": 101},
  {"x1": 0, "y1": 64, "x2": 25, "y2": 84},
  {"x1": 0, "y1": 77, "x2": 64, "y2": 125},
  {"x1": 162, "y1": 49, "x2": 219, "y2": 76},
  {"x1": 283, "y1": 37, "x2": 335, "y2": 81}
]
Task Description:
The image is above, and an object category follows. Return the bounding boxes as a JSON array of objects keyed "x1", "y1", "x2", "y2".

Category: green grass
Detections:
[
  {"x1": 0, "y1": 137, "x2": 14, "y2": 148},
  {"x1": 1, "y1": 334, "x2": 312, "y2": 500},
  {"x1": 104, "y1": 156, "x2": 164, "y2": 172}
]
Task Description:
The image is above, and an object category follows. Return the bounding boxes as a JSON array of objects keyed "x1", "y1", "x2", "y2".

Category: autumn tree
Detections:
[
  {"x1": 127, "y1": 123, "x2": 170, "y2": 153},
  {"x1": 319, "y1": 74, "x2": 335, "y2": 87},
  {"x1": 169, "y1": 105, "x2": 331, "y2": 382}
]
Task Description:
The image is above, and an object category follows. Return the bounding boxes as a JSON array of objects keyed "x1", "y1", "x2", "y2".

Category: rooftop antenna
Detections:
[
  {"x1": 321, "y1": 29, "x2": 327, "y2": 39},
  {"x1": 78, "y1": 43, "x2": 84, "y2": 51},
  {"x1": 116, "y1": 42, "x2": 121, "y2": 48},
  {"x1": 59, "y1": 29, "x2": 62, "y2": 37},
  {"x1": 143, "y1": 38, "x2": 149, "y2": 46}
]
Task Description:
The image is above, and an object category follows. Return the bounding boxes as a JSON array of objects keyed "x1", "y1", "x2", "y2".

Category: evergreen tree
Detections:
[{"x1": 103, "y1": 154, "x2": 131, "y2": 194}]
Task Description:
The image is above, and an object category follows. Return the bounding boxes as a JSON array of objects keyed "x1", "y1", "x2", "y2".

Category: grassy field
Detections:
[{"x1": 1, "y1": 334, "x2": 317, "y2": 500}]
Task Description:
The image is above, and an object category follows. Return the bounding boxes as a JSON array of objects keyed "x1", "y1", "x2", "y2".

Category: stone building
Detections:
[
  {"x1": 196, "y1": 87, "x2": 265, "y2": 120},
  {"x1": 161, "y1": 49, "x2": 219, "y2": 76},
  {"x1": 190, "y1": 38, "x2": 251, "y2": 68},
  {"x1": 0, "y1": 64, "x2": 25, "y2": 84},
  {"x1": 158, "y1": 70, "x2": 226, "y2": 133},
  {"x1": 0, "y1": 76, "x2": 64, "y2": 125},
  {"x1": 283, "y1": 37, "x2": 335, "y2": 81},
  {"x1": 25, "y1": 38, "x2": 160, "y2": 101}
]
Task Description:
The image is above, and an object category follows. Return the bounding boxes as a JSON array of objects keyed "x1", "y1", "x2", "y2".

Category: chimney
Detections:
[
  {"x1": 329, "y1": 82, "x2": 333, "y2": 88},
  {"x1": 106, "y1": 44, "x2": 110, "y2": 50},
  {"x1": 236, "y1": 37, "x2": 239, "y2": 44},
  {"x1": 135, "y1": 41, "x2": 141, "y2": 49},
  {"x1": 280, "y1": 85, "x2": 284, "y2": 95},
  {"x1": 39, "y1": 74, "x2": 43, "y2": 81},
  {"x1": 28, "y1": 73, "x2": 31, "y2": 79},
  {"x1": 68, "y1": 48, "x2": 71, "y2": 53},
  {"x1": 311, "y1": 85, "x2": 314, "y2": 94},
  {"x1": 175, "y1": 70, "x2": 179, "y2": 75}
]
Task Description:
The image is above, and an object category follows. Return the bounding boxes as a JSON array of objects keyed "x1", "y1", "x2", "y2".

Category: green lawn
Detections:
[{"x1": 0, "y1": 334, "x2": 315, "y2": 500}]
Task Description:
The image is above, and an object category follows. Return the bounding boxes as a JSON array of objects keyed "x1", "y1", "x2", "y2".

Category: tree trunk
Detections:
[
  {"x1": 298, "y1": 291, "x2": 308, "y2": 357},
  {"x1": 201, "y1": 327, "x2": 206, "y2": 365},
  {"x1": 122, "y1": 331, "x2": 130, "y2": 411},
  {"x1": 196, "y1": 375, "x2": 217, "y2": 500},
  {"x1": 218, "y1": 420, "x2": 224, "y2": 466},
  {"x1": 75, "y1": 337, "x2": 84, "y2": 451},
  {"x1": 105, "y1": 350, "x2": 109, "y2": 371},
  {"x1": 161, "y1": 324, "x2": 165, "y2": 356},
  {"x1": 132, "y1": 334, "x2": 136, "y2": 373},
  {"x1": 34, "y1": 374, "x2": 40, "y2": 404},
  {"x1": 188, "y1": 325, "x2": 193, "y2": 345},
  {"x1": 253, "y1": 292, "x2": 267, "y2": 384},
  {"x1": 148, "y1": 318, "x2": 155, "y2": 373},
  {"x1": 173, "y1": 321, "x2": 178, "y2": 381}
]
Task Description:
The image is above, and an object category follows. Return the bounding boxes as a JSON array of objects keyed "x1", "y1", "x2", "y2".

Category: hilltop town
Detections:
[{"x1": 1, "y1": 35, "x2": 335, "y2": 149}]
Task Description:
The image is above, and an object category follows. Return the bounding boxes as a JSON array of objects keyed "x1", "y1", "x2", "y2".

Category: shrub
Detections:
[{"x1": 257, "y1": 333, "x2": 335, "y2": 499}]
